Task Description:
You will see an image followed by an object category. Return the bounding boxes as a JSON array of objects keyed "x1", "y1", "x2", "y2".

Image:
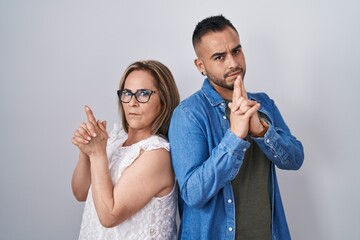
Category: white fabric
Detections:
[{"x1": 78, "y1": 124, "x2": 177, "y2": 240}]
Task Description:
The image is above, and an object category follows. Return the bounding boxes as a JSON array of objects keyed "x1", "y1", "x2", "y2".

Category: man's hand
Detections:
[{"x1": 228, "y1": 75, "x2": 260, "y2": 139}]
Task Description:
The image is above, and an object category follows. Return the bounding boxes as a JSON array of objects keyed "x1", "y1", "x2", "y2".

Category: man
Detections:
[{"x1": 169, "y1": 15, "x2": 304, "y2": 240}]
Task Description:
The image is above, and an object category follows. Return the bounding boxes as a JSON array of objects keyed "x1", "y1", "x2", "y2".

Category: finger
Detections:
[
  {"x1": 234, "y1": 105, "x2": 251, "y2": 115},
  {"x1": 232, "y1": 76, "x2": 241, "y2": 104},
  {"x1": 72, "y1": 138, "x2": 79, "y2": 146},
  {"x1": 97, "y1": 120, "x2": 107, "y2": 132},
  {"x1": 84, "y1": 105, "x2": 97, "y2": 123},
  {"x1": 239, "y1": 99, "x2": 257, "y2": 110},
  {"x1": 86, "y1": 121, "x2": 97, "y2": 137},
  {"x1": 72, "y1": 136, "x2": 89, "y2": 145},
  {"x1": 244, "y1": 103, "x2": 260, "y2": 118},
  {"x1": 80, "y1": 122, "x2": 92, "y2": 138},
  {"x1": 231, "y1": 97, "x2": 244, "y2": 113},
  {"x1": 234, "y1": 100, "x2": 259, "y2": 115},
  {"x1": 76, "y1": 127, "x2": 92, "y2": 141},
  {"x1": 238, "y1": 75, "x2": 248, "y2": 99}
]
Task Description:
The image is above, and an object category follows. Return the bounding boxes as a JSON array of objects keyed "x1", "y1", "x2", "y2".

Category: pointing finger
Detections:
[
  {"x1": 232, "y1": 75, "x2": 241, "y2": 105},
  {"x1": 239, "y1": 75, "x2": 248, "y2": 99},
  {"x1": 84, "y1": 105, "x2": 96, "y2": 123}
]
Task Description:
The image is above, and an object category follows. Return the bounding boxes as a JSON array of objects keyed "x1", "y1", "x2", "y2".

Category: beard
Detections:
[{"x1": 206, "y1": 67, "x2": 246, "y2": 90}]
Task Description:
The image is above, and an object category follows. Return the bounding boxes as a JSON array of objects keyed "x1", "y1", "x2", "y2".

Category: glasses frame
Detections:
[{"x1": 117, "y1": 89, "x2": 157, "y2": 103}]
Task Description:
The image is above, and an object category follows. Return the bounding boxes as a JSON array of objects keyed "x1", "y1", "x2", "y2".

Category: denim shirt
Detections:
[{"x1": 168, "y1": 79, "x2": 304, "y2": 240}]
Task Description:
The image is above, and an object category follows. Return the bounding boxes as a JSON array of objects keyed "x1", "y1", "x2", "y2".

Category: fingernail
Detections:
[
  {"x1": 92, "y1": 133, "x2": 97, "y2": 137},
  {"x1": 87, "y1": 136, "x2": 91, "y2": 140}
]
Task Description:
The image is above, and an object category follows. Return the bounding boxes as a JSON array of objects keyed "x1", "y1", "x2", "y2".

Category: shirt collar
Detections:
[{"x1": 200, "y1": 78, "x2": 226, "y2": 107}]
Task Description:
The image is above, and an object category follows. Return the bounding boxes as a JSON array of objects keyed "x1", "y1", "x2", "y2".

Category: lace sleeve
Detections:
[
  {"x1": 106, "y1": 123, "x2": 127, "y2": 160},
  {"x1": 141, "y1": 135, "x2": 170, "y2": 152}
]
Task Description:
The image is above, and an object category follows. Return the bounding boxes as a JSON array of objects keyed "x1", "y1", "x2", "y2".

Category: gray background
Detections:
[{"x1": 1, "y1": 0, "x2": 359, "y2": 239}]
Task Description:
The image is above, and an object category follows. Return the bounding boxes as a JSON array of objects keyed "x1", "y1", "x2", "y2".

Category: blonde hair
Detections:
[{"x1": 118, "y1": 60, "x2": 180, "y2": 138}]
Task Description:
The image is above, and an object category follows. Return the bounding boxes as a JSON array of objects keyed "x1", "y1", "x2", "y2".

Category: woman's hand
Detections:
[{"x1": 72, "y1": 106, "x2": 108, "y2": 157}]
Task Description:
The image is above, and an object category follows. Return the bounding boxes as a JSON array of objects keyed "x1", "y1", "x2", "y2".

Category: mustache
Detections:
[{"x1": 224, "y1": 68, "x2": 243, "y2": 78}]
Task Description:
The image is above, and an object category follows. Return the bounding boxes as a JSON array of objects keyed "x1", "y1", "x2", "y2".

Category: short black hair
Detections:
[{"x1": 192, "y1": 15, "x2": 238, "y2": 47}]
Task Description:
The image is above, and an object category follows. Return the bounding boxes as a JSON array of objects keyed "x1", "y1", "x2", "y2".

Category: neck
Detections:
[
  {"x1": 123, "y1": 129, "x2": 153, "y2": 146},
  {"x1": 209, "y1": 81, "x2": 233, "y2": 100}
]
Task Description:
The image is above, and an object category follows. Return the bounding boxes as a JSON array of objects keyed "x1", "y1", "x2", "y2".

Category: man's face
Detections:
[{"x1": 194, "y1": 27, "x2": 246, "y2": 99}]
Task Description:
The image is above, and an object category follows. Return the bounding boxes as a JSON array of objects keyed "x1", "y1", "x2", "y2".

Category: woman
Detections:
[{"x1": 71, "y1": 60, "x2": 180, "y2": 239}]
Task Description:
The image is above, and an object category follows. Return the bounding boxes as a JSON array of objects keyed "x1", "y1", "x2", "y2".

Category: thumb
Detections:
[{"x1": 97, "y1": 120, "x2": 107, "y2": 132}]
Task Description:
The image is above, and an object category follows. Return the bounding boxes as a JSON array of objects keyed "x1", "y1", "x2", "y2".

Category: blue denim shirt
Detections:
[{"x1": 169, "y1": 79, "x2": 304, "y2": 240}]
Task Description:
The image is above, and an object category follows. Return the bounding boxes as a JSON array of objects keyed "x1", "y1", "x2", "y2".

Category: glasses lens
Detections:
[
  {"x1": 136, "y1": 90, "x2": 152, "y2": 103},
  {"x1": 119, "y1": 90, "x2": 132, "y2": 103},
  {"x1": 118, "y1": 89, "x2": 154, "y2": 103}
]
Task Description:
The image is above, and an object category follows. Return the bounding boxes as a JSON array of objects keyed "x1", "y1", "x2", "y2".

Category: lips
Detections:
[{"x1": 226, "y1": 71, "x2": 242, "y2": 78}]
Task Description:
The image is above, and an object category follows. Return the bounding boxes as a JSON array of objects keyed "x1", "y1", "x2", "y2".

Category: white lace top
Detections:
[{"x1": 78, "y1": 124, "x2": 177, "y2": 240}]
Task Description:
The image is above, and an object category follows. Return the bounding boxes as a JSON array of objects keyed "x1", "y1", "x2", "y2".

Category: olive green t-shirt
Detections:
[{"x1": 226, "y1": 104, "x2": 272, "y2": 240}]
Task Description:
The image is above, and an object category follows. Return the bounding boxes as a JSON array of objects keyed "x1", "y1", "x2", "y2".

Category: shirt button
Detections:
[
  {"x1": 229, "y1": 227, "x2": 233, "y2": 232},
  {"x1": 243, "y1": 148, "x2": 247, "y2": 152},
  {"x1": 274, "y1": 155, "x2": 277, "y2": 158},
  {"x1": 228, "y1": 199, "x2": 232, "y2": 203},
  {"x1": 223, "y1": 116, "x2": 227, "y2": 119},
  {"x1": 266, "y1": 139, "x2": 270, "y2": 143}
]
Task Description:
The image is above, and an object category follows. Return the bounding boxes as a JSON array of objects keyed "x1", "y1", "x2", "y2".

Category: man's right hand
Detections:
[{"x1": 228, "y1": 75, "x2": 260, "y2": 139}]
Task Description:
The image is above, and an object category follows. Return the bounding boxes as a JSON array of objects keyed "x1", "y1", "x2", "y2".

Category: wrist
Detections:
[
  {"x1": 250, "y1": 118, "x2": 269, "y2": 137},
  {"x1": 89, "y1": 150, "x2": 107, "y2": 161}
]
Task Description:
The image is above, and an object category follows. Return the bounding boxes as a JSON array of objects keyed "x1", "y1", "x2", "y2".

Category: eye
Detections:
[
  {"x1": 123, "y1": 90, "x2": 133, "y2": 96},
  {"x1": 233, "y1": 49, "x2": 241, "y2": 55},
  {"x1": 214, "y1": 55, "x2": 224, "y2": 61},
  {"x1": 138, "y1": 90, "x2": 151, "y2": 96}
]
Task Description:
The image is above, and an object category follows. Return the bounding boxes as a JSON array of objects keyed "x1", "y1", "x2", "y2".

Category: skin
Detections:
[
  {"x1": 71, "y1": 70, "x2": 175, "y2": 228},
  {"x1": 194, "y1": 26, "x2": 267, "y2": 139}
]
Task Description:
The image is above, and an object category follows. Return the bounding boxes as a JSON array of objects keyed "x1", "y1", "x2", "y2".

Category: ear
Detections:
[{"x1": 194, "y1": 58, "x2": 205, "y2": 74}]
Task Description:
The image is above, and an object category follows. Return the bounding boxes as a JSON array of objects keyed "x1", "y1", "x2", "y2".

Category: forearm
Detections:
[
  {"x1": 72, "y1": 152, "x2": 91, "y2": 201},
  {"x1": 251, "y1": 96, "x2": 305, "y2": 170},
  {"x1": 173, "y1": 130, "x2": 250, "y2": 208},
  {"x1": 253, "y1": 124, "x2": 304, "y2": 170},
  {"x1": 90, "y1": 153, "x2": 118, "y2": 227}
]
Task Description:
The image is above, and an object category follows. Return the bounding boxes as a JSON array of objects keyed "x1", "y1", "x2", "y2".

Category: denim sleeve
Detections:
[
  {"x1": 169, "y1": 105, "x2": 250, "y2": 208},
  {"x1": 252, "y1": 97, "x2": 304, "y2": 170}
]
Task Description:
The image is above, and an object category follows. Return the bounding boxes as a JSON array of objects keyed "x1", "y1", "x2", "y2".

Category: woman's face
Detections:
[{"x1": 122, "y1": 70, "x2": 162, "y2": 135}]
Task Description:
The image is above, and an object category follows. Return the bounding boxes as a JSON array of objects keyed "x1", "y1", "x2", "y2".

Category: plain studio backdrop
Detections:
[{"x1": 1, "y1": 0, "x2": 359, "y2": 239}]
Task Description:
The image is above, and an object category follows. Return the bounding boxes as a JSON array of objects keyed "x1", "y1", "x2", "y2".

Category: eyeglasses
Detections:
[{"x1": 117, "y1": 89, "x2": 156, "y2": 103}]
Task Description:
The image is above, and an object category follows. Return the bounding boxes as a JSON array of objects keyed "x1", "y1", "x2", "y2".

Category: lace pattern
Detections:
[{"x1": 78, "y1": 124, "x2": 177, "y2": 240}]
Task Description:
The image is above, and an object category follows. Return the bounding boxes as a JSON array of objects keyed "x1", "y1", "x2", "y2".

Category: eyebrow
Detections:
[
  {"x1": 123, "y1": 88, "x2": 149, "y2": 92},
  {"x1": 233, "y1": 44, "x2": 242, "y2": 51},
  {"x1": 210, "y1": 44, "x2": 242, "y2": 59}
]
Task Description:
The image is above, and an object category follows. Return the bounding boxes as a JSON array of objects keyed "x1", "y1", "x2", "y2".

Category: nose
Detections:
[
  {"x1": 227, "y1": 55, "x2": 239, "y2": 70},
  {"x1": 128, "y1": 95, "x2": 139, "y2": 106}
]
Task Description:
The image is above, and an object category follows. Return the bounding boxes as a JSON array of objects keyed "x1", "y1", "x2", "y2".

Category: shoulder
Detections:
[
  {"x1": 176, "y1": 90, "x2": 204, "y2": 110},
  {"x1": 172, "y1": 90, "x2": 211, "y2": 120},
  {"x1": 139, "y1": 135, "x2": 170, "y2": 152},
  {"x1": 135, "y1": 145, "x2": 171, "y2": 174}
]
